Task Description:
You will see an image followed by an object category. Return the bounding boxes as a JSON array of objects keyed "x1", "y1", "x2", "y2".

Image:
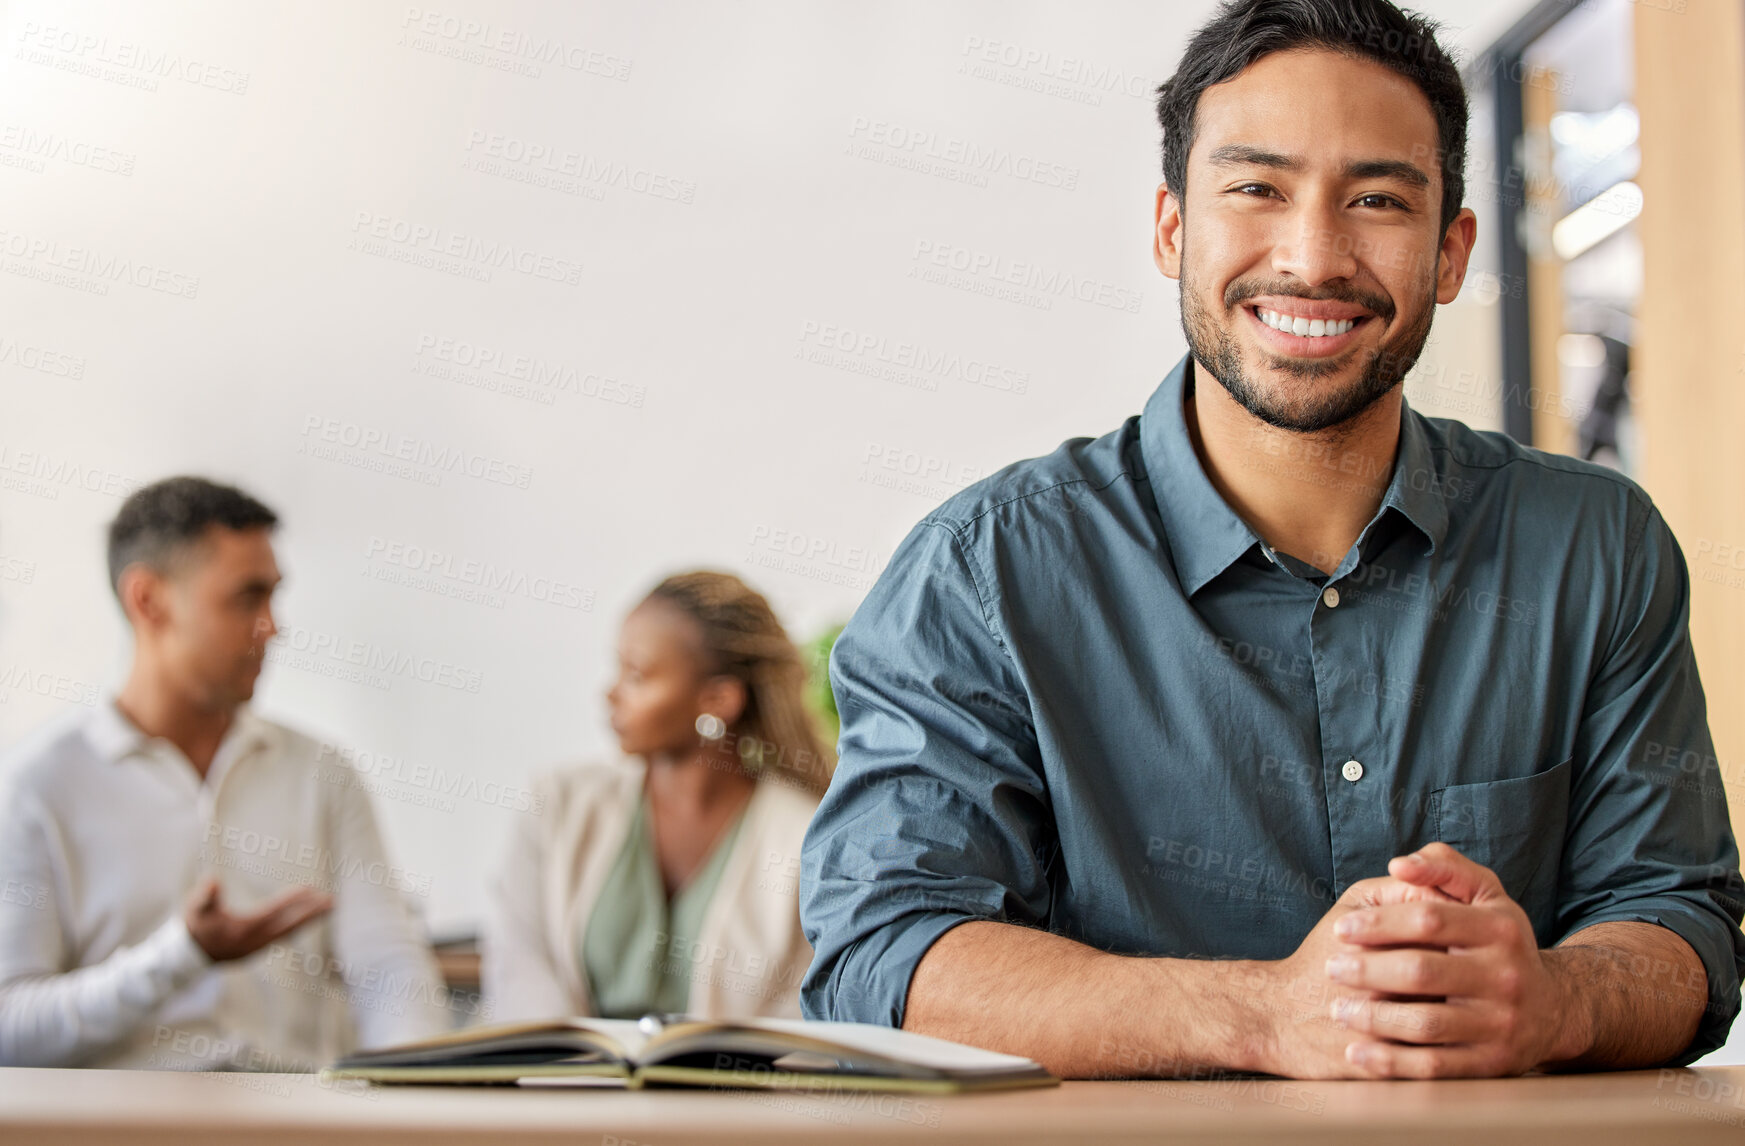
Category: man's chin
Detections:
[
  {"x1": 1246, "y1": 338, "x2": 1367, "y2": 383},
  {"x1": 1226, "y1": 368, "x2": 1399, "y2": 434},
  {"x1": 230, "y1": 671, "x2": 260, "y2": 703}
]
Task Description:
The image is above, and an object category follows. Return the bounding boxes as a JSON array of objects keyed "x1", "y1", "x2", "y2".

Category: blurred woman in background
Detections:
[{"x1": 483, "y1": 571, "x2": 833, "y2": 1021}]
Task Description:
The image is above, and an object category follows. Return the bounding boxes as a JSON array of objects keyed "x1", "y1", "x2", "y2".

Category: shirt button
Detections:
[
  {"x1": 1322, "y1": 586, "x2": 1341, "y2": 608},
  {"x1": 1341, "y1": 759, "x2": 1364, "y2": 783}
]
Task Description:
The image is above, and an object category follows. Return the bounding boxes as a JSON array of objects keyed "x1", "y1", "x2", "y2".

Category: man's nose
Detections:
[{"x1": 1271, "y1": 202, "x2": 1361, "y2": 288}]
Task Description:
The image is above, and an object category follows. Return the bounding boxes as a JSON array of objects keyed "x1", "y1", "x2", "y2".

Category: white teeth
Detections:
[{"x1": 1257, "y1": 308, "x2": 1356, "y2": 338}]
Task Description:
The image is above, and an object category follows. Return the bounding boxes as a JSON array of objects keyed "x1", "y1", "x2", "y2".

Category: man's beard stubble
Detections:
[{"x1": 1179, "y1": 253, "x2": 1437, "y2": 435}]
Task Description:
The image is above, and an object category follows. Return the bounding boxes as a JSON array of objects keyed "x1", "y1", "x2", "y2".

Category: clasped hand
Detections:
[{"x1": 1265, "y1": 842, "x2": 1576, "y2": 1078}]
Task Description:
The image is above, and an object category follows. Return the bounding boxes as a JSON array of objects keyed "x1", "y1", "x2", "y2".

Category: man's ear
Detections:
[
  {"x1": 117, "y1": 564, "x2": 165, "y2": 633},
  {"x1": 1153, "y1": 182, "x2": 1184, "y2": 280},
  {"x1": 1435, "y1": 207, "x2": 1479, "y2": 305}
]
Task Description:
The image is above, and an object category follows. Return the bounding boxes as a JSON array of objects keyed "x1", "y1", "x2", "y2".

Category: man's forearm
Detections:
[
  {"x1": 1542, "y1": 920, "x2": 1709, "y2": 1070},
  {"x1": 902, "y1": 920, "x2": 1274, "y2": 1079},
  {"x1": 0, "y1": 916, "x2": 209, "y2": 1067}
]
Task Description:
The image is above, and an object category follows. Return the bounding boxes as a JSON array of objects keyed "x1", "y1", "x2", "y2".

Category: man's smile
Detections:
[{"x1": 1240, "y1": 300, "x2": 1377, "y2": 359}]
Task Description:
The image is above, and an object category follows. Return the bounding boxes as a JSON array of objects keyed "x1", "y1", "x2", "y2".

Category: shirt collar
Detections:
[
  {"x1": 1139, "y1": 353, "x2": 1449, "y2": 596},
  {"x1": 1372, "y1": 399, "x2": 1450, "y2": 558},
  {"x1": 84, "y1": 698, "x2": 151, "y2": 763},
  {"x1": 85, "y1": 697, "x2": 274, "y2": 768},
  {"x1": 1139, "y1": 354, "x2": 1265, "y2": 597}
]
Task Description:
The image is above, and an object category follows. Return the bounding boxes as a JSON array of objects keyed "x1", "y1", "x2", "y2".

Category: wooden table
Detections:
[{"x1": 3, "y1": 1065, "x2": 1744, "y2": 1145}]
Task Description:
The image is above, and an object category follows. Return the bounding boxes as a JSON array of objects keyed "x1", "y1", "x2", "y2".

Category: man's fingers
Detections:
[
  {"x1": 1330, "y1": 996, "x2": 1498, "y2": 1045},
  {"x1": 236, "y1": 905, "x2": 330, "y2": 955},
  {"x1": 1325, "y1": 947, "x2": 1494, "y2": 997},
  {"x1": 256, "y1": 896, "x2": 332, "y2": 942},
  {"x1": 1342, "y1": 1038, "x2": 1514, "y2": 1079},
  {"x1": 1388, "y1": 843, "x2": 1503, "y2": 904},
  {"x1": 261, "y1": 888, "x2": 333, "y2": 928},
  {"x1": 244, "y1": 885, "x2": 331, "y2": 919},
  {"x1": 1340, "y1": 877, "x2": 1458, "y2": 910},
  {"x1": 237, "y1": 888, "x2": 333, "y2": 941},
  {"x1": 1333, "y1": 901, "x2": 1512, "y2": 949}
]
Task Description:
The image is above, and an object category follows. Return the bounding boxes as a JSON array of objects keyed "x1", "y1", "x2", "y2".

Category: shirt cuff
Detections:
[
  {"x1": 138, "y1": 916, "x2": 214, "y2": 993},
  {"x1": 803, "y1": 912, "x2": 981, "y2": 1027}
]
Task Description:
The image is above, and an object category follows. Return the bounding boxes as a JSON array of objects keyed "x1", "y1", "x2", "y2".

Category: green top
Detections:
[{"x1": 580, "y1": 790, "x2": 748, "y2": 1019}]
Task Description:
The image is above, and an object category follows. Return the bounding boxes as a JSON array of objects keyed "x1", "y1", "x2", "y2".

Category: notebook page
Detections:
[{"x1": 748, "y1": 1020, "x2": 1043, "y2": 1074}]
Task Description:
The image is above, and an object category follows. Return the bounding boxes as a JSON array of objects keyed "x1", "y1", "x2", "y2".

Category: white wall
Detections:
[{"x1": 0, "y1": 0, "x2": 1534, "y2": 936}]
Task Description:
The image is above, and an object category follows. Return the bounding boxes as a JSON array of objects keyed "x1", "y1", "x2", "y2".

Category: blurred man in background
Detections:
[{"x1": 0, "y1": 476, "x2": 448, "y2": 1068}]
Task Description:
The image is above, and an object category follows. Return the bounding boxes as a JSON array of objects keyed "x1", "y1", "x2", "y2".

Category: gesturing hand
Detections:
[
  {"x1": 183, "y1": 876, "x2": 333, "y2": 962},
  {"x1": 1323, "y1": 842, "x2": 1578, "y2": 1077}
]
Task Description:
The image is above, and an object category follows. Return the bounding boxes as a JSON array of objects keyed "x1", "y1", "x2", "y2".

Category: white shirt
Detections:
[{"x1": 0, "y1": 700, "x2": 449, "y2": 1068}]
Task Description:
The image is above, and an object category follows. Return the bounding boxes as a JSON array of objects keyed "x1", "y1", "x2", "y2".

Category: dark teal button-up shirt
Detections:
[{"x1": 799, "y1": 353, "x2": 1744, "y2": 1063}]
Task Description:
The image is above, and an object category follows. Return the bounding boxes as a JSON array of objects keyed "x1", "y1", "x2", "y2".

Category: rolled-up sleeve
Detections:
[
  {"x1": 799, "y1": 519, "x2": 1048, "y2": 1027},
  {"x1": 1557, "y1": 498, "x2": 1745, "y2": 1063}
]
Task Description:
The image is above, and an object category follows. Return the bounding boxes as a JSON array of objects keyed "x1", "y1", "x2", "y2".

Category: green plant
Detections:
[{"x1": 802, "y1": 621, "x2": 846, "y2": 749}]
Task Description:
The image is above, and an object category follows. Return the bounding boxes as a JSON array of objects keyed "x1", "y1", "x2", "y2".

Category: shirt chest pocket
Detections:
[{"x1": 1432, "y1": 758, "x2": 1572, "y2": 945}]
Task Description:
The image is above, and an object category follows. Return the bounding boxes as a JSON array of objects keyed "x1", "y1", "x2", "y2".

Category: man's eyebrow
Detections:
[
  {"x1": 1207, "y1": 145, "x2": 1300, "y2": 170},
  {"x1": 1343, "y1": 158, "x2": 1431, "y2": 189},
  {"x1": 1206, "y1": 145, "x2": 1432, "y2": 190}
]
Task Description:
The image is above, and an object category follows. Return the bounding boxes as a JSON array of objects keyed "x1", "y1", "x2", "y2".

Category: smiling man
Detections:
[{"x1": 798, "y1": 0, "x2": 1744, "y2": 1079}]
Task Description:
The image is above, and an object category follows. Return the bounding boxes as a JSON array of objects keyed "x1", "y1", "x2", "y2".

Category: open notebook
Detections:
[{"x1": 323, "y1": 1015, "x2": 1057, "y2": 1093}]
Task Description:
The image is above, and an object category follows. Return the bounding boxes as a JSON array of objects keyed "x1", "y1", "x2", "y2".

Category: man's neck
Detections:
[
  {"x1": 1185, "y1": 359, "x2": 1402, "y2": 576},
  {"x1": 115, "y1": 666, "x2": 235, "y2": 780}
]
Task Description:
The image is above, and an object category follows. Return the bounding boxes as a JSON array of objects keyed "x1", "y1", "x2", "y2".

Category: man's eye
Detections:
[
  {"x1": 1233, "y1": 183, "x2": 1276, "y2": 197},
  {"x1": 1355, "y1": 193, "x2": 1405, "y2": 210}
]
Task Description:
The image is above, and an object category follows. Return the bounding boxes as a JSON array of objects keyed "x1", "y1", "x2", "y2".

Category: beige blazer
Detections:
[{"x1": 481, "y1": 758, "x2": 820, "y2": 1022}]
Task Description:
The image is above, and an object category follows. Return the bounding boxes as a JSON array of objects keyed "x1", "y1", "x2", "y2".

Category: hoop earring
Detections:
[{"x1": 695, "y1": 713, "x2": 726, "y2": 740}]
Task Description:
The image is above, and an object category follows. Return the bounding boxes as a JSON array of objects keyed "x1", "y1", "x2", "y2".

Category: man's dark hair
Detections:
[
  {"x1": 1155, "y1": 0, "x2": 1468, "y2": 238},
  {"x1": 107, "y1": 476, "x2": 278, "y2": 598}
]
